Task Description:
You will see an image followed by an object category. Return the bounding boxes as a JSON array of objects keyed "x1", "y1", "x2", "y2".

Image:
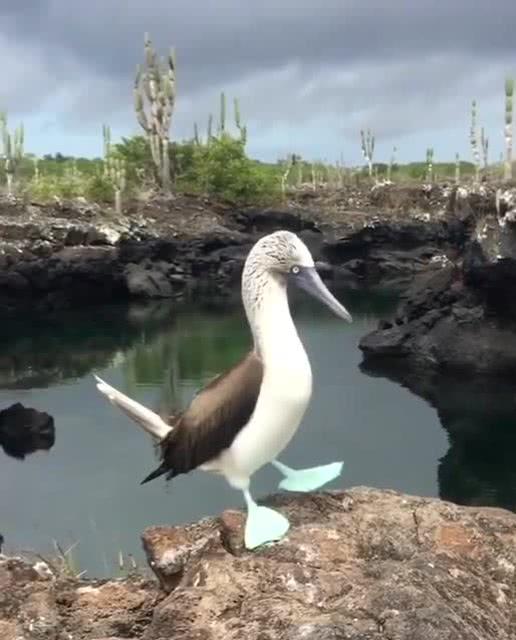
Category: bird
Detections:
[{"x1": 94, "y1": 230, "x2": 352, "y2": 549}]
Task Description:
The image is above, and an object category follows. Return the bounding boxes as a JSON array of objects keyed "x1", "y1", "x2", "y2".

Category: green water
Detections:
[{"x1": 0, "y1": 288, "x2": 514, "y2": 577}]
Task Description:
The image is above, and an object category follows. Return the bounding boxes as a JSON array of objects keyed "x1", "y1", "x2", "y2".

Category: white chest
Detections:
[{"x1": 228, "y1": 341, "x2": 313, "y2": 477}]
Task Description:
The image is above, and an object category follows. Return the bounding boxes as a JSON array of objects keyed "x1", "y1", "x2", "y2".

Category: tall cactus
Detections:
[
  {"x1": 387, "y1": 145, "x2": 397, "y2": 182},
  {"x1": 360, "y1": 129, "x2": 375, "y2": 177},
  {"x1": 105, "y1": 155, "x2": 127, "y2": 216},
  {"x1": 455, "y1": 152, "x2": 461, "y2": 185},
  {"x1": 480, "y1": 127, "x2": 489, "y2": 170},
  {"x1": 134, "y1": 32, "x2": 176, "y2": 190},
  {"x1": 470, "y1": 100, "x2": 480, "y2": 181},
  {"x1": 233, "y1": 97, "x2": 247, "y2": 145},
  {"x1": 218, "y1": 92, "x2": 226, "y2": 137},
  {"x1": 504, "y1": 76, "x2": 514, "y2": 182},
  {"x1": 207, "y1": 114, "x2": 213, "y2": 143},
  {"x1": 193, "y1": 122, "x2": 200, "y2": 145},
  {"x1": 425, "y1": 147, "x2": 434, "y2": 183},
  {"x1": 102, "y1": 124, "x2": 126, "y2": 215},
  {"x1": 280, "y1": 154, "x2": 294, "y2": 196},
  {"x1": 33, "y1": 157, "x2": 40, "y2": 184},
  {"x1": 1, "y1": 113, "x2": 24, "y2": 196},
  {"x1": 102, "y1": 124, "x2": 111, "y2": 178}
]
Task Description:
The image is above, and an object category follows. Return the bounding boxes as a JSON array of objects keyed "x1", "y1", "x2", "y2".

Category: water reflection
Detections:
[
  {"x1": 0, "y1": 302, "x2": 176, "y2": 389},
  {"x1": 360, "y1": 361, "x2": 516, "y2": 512}
]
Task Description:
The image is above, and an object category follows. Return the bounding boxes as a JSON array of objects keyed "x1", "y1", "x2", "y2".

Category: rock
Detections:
[
  {"x1": 86, "y1": 225, "x2": 122, "y2": 246},
  {"x1": 141, "y1": 488, "x2": 516, "y2": 640},
  {"x1": 125, "y1": 264, "x2": 176, "y2": 298},
  {"x1": 142, "y1": 520, "x2": 222, "y2": 592},
  {"x1": 0, "y1": 403, "x2": 55, "y2": 459},
  {"x1": 0, "y1": 489, "x2": 514, "y2": 638},
  {"x1": 0, "y1": 554, "x2": 163, "y2": 640},
  {"x1": 0, "y1": 185, "x2": 468, "y2": 316},
  {"x1": 0, "y1": 184, "x2": 511, "y2": 330},
  {"x1": 360, "y1": 203, "x2": 516, "y2": 375}
]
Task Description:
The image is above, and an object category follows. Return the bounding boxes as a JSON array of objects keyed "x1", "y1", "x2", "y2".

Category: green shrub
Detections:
[
  {"x1": 113, "y1": 135, "x2": 153, "y2": 183},
  {"x1": 84, "y1": 174, "x2": 115, "y2": 202},
  {"x1": 181, "y1": 136, "x2": 279, "y2": 204},
  {"x1": 27, "y1": 171, "x2": 116, "y2": 203},
  {"x1": 29, "y1": 174, "x2": 83, "y2": 201}
]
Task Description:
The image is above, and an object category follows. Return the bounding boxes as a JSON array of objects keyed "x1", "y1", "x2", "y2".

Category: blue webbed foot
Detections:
[
  {"x1": 243, "y1": 490, "x2": 290, "y2": 549},
  {"x1": 272, "y1": 460, "x2": 344, "y2": 492}
]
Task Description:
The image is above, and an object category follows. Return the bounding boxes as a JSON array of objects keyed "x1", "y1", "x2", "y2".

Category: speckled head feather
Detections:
[
  {"x1": 240, "y1": 231, "x2": 315, "y2": 349},
  {"x1": 243, "y1": 230, "x2": 314, "y2": 276}
]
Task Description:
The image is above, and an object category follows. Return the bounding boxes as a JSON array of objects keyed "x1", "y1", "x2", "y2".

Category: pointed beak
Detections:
[{"x1": 290, "y1": 266, "x2": 352, "y2": 322}]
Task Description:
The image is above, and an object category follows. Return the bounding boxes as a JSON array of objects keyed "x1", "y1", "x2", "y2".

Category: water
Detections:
[{"x1": 0, "y1": 287, "x2": 514, "y2": 577}]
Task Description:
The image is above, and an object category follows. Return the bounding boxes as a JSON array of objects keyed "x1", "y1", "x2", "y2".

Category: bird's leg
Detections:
[
  {"x1": 271, "y1": 459, "x2": 344, "y2": 492},
  {"x1": 242, "y1": 489, "x2": 289, "y2": 550}
]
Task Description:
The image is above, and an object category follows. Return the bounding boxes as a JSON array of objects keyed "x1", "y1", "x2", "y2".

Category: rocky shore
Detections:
[
  {"x1": 0, "y1": 184, "x2": 468, "y2": 317},
  {"x1": 1, "y1": 488, "x2": 515, "y2": 639},
  {"x1": 357, "y1": 184, "x2": 516, "y2": 378},
  {"x1": 4, "y1": 181, "x2": 516, "y2": 377}
]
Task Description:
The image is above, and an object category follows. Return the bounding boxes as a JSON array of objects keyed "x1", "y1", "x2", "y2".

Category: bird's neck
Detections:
[{"x1": 242, "y1": 269, "x2": 305, "y2": 365}]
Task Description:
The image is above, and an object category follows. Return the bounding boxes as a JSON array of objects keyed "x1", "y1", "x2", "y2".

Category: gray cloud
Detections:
[{"x1": 1, "y1": 1, "x2": 515, "y2": 160}]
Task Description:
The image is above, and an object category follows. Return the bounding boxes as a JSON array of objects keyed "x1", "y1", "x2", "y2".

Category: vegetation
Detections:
[
  {"x1": 505, "y1": 76, "x2": 514, "y2": 182},
  {"x1": 0, "y1": 34, "x2": 514, "y2": 211}
]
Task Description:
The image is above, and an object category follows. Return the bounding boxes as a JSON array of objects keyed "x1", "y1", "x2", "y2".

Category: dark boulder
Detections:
[
  {"x1": 0, "y1": 403, "x2": 55, "y2": 459},
  {"x1": 360, "y1": 193, "x2": 516, "y2": 376}
]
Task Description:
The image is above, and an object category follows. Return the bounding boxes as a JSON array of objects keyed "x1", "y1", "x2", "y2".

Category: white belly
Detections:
[{"x1": 214, "y1": 355, "x2": 313, "y2": 488}]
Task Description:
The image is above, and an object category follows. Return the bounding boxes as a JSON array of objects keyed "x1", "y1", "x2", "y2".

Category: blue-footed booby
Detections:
[{"x1": 94, "y1": 230, "x2": 352, "y2": 549}]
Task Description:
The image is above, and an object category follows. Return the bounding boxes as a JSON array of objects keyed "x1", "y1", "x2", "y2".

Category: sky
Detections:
[{"x1": 1, "y1": 1, "x2": 515, "y2": 165}]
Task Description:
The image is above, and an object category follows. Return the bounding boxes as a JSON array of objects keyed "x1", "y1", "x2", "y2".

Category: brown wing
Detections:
[{"x1": 141, "y1": 350, "x2": 263, "y2": 484}]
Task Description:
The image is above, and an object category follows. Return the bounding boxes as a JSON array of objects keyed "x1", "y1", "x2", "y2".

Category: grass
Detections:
[{"x1": 13, "y1": 538, "x2": 149, "y2": 581}]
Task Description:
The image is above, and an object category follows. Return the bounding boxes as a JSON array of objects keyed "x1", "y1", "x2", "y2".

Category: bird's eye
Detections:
[{"x1": 291, "y1": 265, "x2": 300, "y2": 275}]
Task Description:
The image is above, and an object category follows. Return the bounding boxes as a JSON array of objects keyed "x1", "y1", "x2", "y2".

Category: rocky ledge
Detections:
[
  {"x1": 360, "y1": 185, "x2": 516, "y2": 376},
  {"x1": 0, "y1": 184, "x2": 478, "y2": 316},
  {"x1": 1, "y1": 488, "x2": 515, "y2": 639}
]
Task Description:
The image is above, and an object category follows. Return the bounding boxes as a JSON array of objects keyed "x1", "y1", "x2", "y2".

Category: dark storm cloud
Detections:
[
  {"x1": 4, "y1": 1, "x2": 516, "y2": 88},
  {"x1": 1, "y1": 1, "x2": 515, "y2": 158}
]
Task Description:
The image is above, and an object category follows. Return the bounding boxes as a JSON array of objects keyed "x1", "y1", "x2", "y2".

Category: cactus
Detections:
[
  {"x1": 102, "y1": 125, "x2": 127, "y2": 215},
  {"x1": 425, "y1": 147, "x2": 434, "y2": 183},
  {"x1": 134, "y1": 32, "x2": 176, "y2": 190},
  {"x1": 504, "y1": 76, "x2": 514, "y2": 182},
  {"x1": 218, "y1": 92, "x2": 226, "y2": 137},
  {"x1": 455, "y1": 152, "x2": 461, "y2": 185},
  {"x1": 481, "y1": 127, "x2": 489, "y2": 171},
  {"x1": 296, "y1": 161, "x2": 303, "y2": 188},
  {"x1": 280, "y1": 154, "x2": 294, "y2": 196},
  {"x1": 360, "y1": 129, "x2": 375, "y2": 177},
  {"x1": 102, "y1": 124, "x2": 112, "y2": 178},
  {"x1": 207, "y1": 114, "x2": 213, "y2": 143},
  {"x1": 106, "y1": 155, "x2": 127, "y2": 216},
  {"x1": 33, "y1": 157, "x2": 40, "y2": 184},
  {"x1": 387, "y1": 146, "x2": 397, "y2": 182},
  {"x1": 233, "y1": 98, "x2": 247, "y2": 145},
  {"x1": 103, "y1": 124, "x2": 111, "y2": 159},
  {"x1": 193, "y1": 122, "x2": 200, "y2": 145},
  {"x1": 1, "y1": 113, "x2": 24, "y2": 195},
  {"x1": 470, "y1": 100, "x2": 481, "y2": 181}
]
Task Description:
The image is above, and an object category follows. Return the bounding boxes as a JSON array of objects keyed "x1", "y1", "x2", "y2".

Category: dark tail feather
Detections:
[{"x1": 140, "y1": 463, "x2": 169, "y2": 485}]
